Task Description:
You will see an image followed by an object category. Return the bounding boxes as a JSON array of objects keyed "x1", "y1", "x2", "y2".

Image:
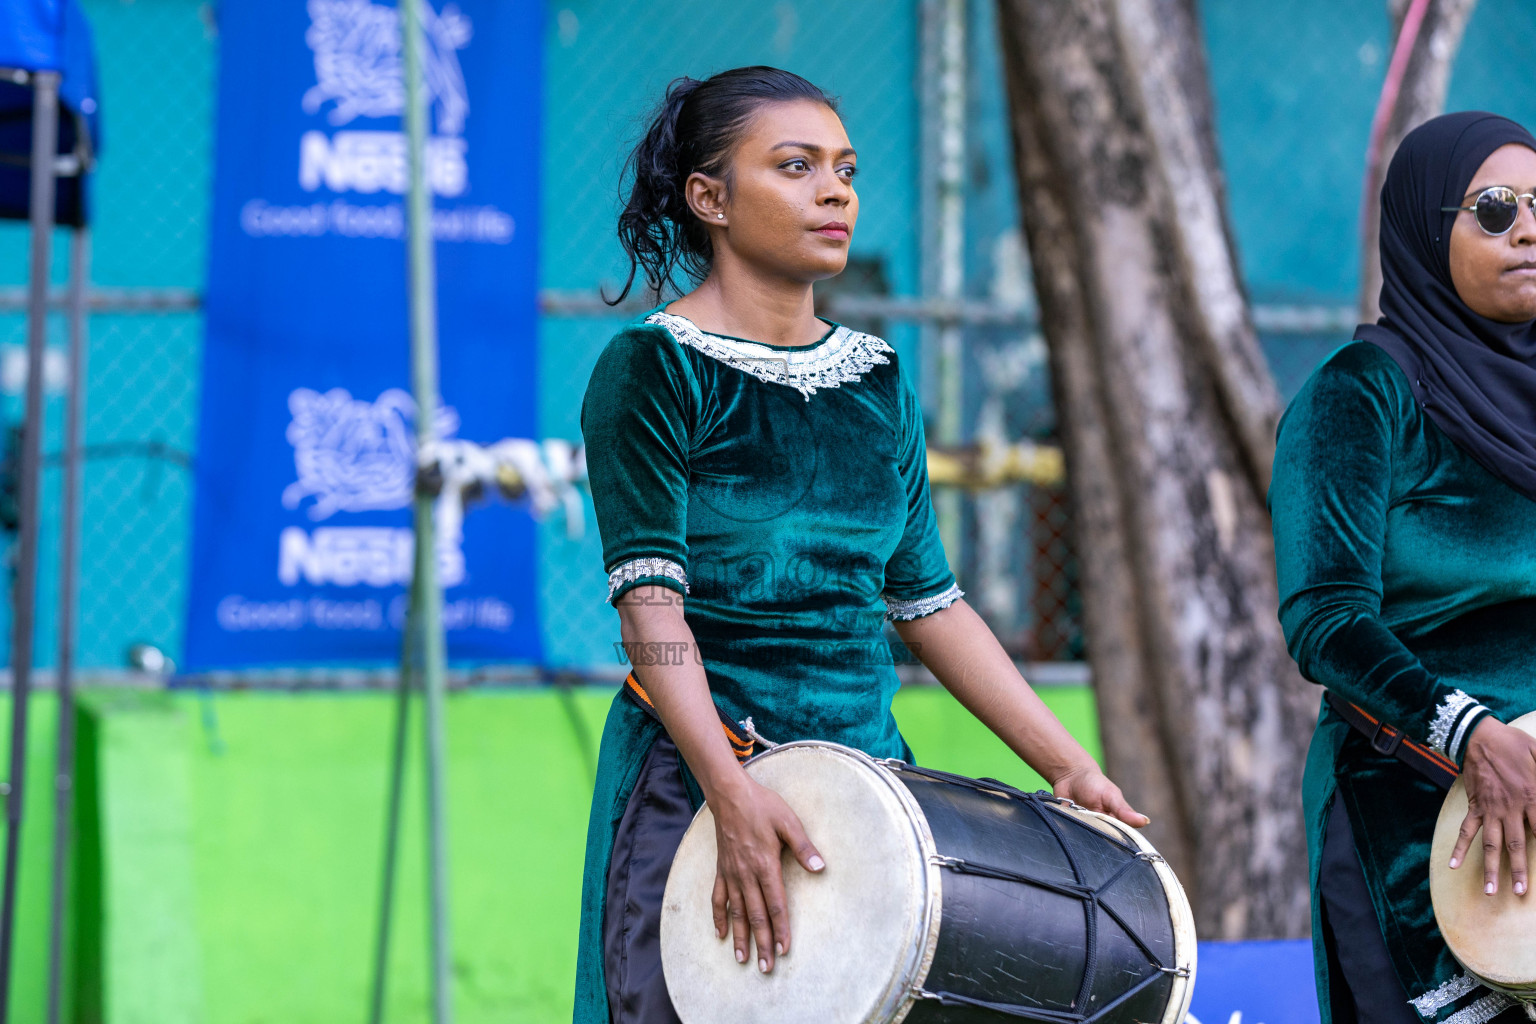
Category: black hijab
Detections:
[{"x1": 1355, "y1": 111, "x2": 1536, "y2": 501}]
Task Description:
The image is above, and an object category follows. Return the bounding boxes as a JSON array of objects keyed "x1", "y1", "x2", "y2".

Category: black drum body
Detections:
[
  {"x1": 660, "y1": 742, "x2": 1196, "y2": 1024},
  {"x1": 895, "y1": 764, "x2": 1192, "y2": 1023}
]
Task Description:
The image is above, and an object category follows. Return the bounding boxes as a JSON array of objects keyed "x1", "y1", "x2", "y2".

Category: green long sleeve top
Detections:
[
  {"x1": 579, "y1": 307, "x2": 960, "y2": 752},
  {"x1": 1269, "y1": 340, "x2": 1536, "y2": 1022},
  {"x1": 571, "y1": 307, "x2": 961, "y2": 1023}
]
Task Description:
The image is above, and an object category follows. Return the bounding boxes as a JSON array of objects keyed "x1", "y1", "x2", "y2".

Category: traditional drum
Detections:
[
  {"x1": 1431, "y1": 710, "x2": 1536, "y2": 1010},
  {"x1": 660, "y1": 740, "x2": 1196, "y2": 1024}
]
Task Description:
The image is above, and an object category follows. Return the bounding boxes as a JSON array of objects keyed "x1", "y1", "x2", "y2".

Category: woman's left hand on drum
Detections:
[
  {"x1": 709, "y1": 774, "x2": 826, "y2": 974},
  {"x1": 1052, "y1": 766, "x2": 1151, "y2": 828},
  {"x1": 1448, "y1": 718, "x2": 1536, "y2": 896}
]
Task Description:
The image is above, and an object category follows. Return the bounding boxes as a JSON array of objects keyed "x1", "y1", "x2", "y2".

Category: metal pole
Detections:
[
  {"x1": 400, "y1": 3, "x2": 453, "y2": 1022},
  {"x1": 0, "y1": 69, "x2": 59, "y2": 1024},
  {"x1": 45, "y1": 226, "x2": 87, "y2": 1024},
  {"x1": 367, "y1": 575, "x2": 419, "y2": 1024},
  {"x1": 933, "y1": 0, "x2": 966, "y2": 561}
]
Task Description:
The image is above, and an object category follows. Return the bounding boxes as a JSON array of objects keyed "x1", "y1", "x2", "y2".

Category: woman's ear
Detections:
[{"x1": 684, "y1": 172, "x2": 727, "y2": 225}]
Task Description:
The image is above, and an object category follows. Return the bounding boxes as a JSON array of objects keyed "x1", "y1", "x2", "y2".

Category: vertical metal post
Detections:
[
  {"x1": 400, "y1": 3, "x2": 453, "y2": 1022},
  {"x1": 45, "y1": 226, "x2": 87, "y2": 1024},
  {"x1": 0, "y1": 69, "x2": 60, "y2": 1024},
  {"x1": 933, "y1": 0, "x2": 966, "y2": 560},
  {"x1": 367, "y1": 574, "x2": 418, "y2": 1024}
]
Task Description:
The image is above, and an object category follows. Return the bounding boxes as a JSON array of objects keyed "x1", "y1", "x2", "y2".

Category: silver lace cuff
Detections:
[
  {"x1": 1427, "y1": 689, "x2": 1490, "y2": 764},
  {"x1": 1448, "y1": 704, "x2": 1491, "y2": 766},
  {"x1": 606, "y1": 557, "x2": 689, "y2": 603},
  {"x1": 884, "y1": 583, "x2": 964, "y2": 621}
]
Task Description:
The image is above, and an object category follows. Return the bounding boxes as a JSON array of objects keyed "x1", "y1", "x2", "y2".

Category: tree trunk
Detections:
[
  {"x1": 1359, "y1": 0, "x2": 1478, "y2": 322},
  {"x1": 996, "y1": 0, "x2": 1317, "y2": 939}
]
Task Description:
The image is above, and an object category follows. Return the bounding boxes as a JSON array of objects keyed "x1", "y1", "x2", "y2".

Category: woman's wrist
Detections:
[
  {"x1": 1043, "y1": 752, "x2": 1102, "y2": 789},
  {"x1": 1463, "y1": 714, "x2": 1508, "y2": 763},
  {"x1": 695, "y1": 757, "x2": 752, "y2": 808}
]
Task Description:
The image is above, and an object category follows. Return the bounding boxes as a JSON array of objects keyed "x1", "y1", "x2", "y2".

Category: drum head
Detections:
[
  {"x1": 1431, "y1": 711, "x2": 1536, "y2": 994},
  {"x1": 660, "y1": 743, "x2": 941, "y2": 1024}
]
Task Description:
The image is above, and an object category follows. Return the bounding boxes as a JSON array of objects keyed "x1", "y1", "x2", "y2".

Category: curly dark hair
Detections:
[{"x1": 608, "y1": 66, "x2": 839, "y2": 304}]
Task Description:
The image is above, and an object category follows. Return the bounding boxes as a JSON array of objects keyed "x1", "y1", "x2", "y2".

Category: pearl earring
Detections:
[{"x1": 716, "y1": 213, "x2": 724, "y2": 219}]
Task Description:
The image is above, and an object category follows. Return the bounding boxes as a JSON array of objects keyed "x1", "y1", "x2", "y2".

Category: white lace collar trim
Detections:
[{"x1": 645, "y1": 311, "x2": 893, "y2": 400}]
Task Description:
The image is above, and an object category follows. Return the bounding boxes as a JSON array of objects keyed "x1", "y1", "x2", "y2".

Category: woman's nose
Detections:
[{"x1": 1511, "y1": 196, "x2": 1536, "y2": 243}]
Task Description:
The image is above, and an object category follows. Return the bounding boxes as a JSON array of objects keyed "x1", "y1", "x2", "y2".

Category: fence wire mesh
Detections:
[
  {"x1": 5, "y1": 0, "x2": 1536, "y2": 677},
  {"x1": 0, "y1": 0, "x2": 211, "y2": 673}
]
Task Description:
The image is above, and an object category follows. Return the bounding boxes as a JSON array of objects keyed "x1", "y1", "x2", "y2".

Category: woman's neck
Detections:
[{"x1": 665, "y1": 261, "x2": 824, "y2": 347}]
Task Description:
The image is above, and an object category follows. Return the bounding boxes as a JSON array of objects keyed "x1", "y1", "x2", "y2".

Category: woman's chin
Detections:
[
  {"x1": 1487, "y1": 292, "x2": 1536, "y2": 323},
  {"x1": 800, "y1": 256, "x2": 851, "y2": 282}
]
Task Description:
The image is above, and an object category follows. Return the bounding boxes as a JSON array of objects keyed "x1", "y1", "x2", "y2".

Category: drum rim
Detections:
[
  {"x1": 1430, "y1": 710, "x2": 1536, "y2": 995},
  {"x1": 743, "y1": 741, "x2": 946, "y2": 1024}
]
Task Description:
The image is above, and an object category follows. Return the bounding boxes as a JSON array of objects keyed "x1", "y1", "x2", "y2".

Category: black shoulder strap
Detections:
[
  {"x1": 1325, "y1": 691, "x2": 1460, "y2": 790},
  {"x1": 622, "y1": 672, "x2": 755, "y2": 764}
]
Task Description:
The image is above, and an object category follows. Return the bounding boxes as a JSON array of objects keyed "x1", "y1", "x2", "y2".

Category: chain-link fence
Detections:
[
  {"x1": 7, "y1": 0, "x2": 1536, "y2": 677},
  {"x1": 0, "y1": 0, "x2": 211, "y2": 673}
]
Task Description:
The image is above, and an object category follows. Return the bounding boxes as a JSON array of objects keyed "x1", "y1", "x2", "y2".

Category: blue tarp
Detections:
[
  {"x1": 1188, "y1": 939, "x2": 1320, "y2": 1024},
  {"x1": 0, "y1": 0, "x2": 100, "y2": 225}
]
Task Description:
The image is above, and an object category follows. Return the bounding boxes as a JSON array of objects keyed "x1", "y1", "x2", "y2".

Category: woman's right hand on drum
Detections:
[
  {"x1": 1052, "y1": 764, "x2": 1151, "y2": 828},
  {"x1": 1450, "y1": 719, "x2": 1536, "y2": 896},
  {"x1": 708, "y1": 773, "x2": 826, "y2": 974}
]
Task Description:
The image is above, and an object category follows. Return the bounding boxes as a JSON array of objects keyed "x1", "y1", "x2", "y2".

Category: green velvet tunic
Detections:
[
  {"x1": 1269, "y1": 341, "x2": 1536, "y2": 1024},
  {"x1": 571, "y1": 307, "x2": 960, "y2": 1023}
]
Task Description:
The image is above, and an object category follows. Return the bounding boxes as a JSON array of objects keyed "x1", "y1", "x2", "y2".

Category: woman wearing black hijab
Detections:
[{"x1": 1271, "y1": 111, "x2": 1536, "y2": 1024}]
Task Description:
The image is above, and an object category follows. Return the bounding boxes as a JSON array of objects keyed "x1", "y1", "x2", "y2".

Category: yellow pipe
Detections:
[{"x1": 926, "y1": 440, "x2": 1065, "y2": 489}]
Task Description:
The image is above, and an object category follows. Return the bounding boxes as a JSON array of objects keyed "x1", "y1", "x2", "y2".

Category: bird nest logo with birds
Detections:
[
  {"x1": 277, "y1": 387, "x2": 466, "y2": 589},
  {"x1": 282, "y1": 387, "x2": 459, "y2": 522},
  {"x1": 302, "y1": 0, "x2": 471, "y2": 136},
  {"x1": 295, "y1": 0, "x2": 476, "y2": 202}
]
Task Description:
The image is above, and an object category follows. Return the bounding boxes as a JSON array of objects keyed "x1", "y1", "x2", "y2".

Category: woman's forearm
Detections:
[
  {"x1": 1284, "y1": 600, "x2": 1474, "y2": 752},
  {"x1": 892, "y1": 598, "x2": 1098, "y2": 786},
  {"x1": 616, "y1": 584, "x2": 749, "y2": 804}
]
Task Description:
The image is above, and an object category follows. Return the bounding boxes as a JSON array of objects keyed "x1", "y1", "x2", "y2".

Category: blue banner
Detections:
[{"x1": 186, "y1": 0, "x2": 543, "y2": 668}]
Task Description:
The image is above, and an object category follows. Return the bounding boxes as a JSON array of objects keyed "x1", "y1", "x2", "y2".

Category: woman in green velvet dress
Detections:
[
  {"x1": 1271, "y1": 112, "x2": 1536, "y2": 1024},
  {"x1": 573, "y1": 67, "x2": 1148, "y2": 1024}
]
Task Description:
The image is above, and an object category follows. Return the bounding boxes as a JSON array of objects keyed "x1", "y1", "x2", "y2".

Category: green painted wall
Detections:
[
  {"x1": 58, "y1": 683, "x2": 1097, "y2": 1023},
  {"x1": 0, "y1": 696, "x2": 67, "y2": 1023}
]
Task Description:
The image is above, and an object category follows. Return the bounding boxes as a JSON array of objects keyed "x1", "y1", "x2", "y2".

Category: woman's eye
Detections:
[
  {"x1": 782, "y1": 158, "x2": 809, "y2": 171},
  {"x1": 839, "y1": 166, "x2": 858, "y2": 180}
]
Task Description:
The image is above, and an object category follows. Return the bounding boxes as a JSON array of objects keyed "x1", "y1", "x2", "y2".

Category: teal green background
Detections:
[{"x1": 2, "y1": 0, "x2": 1536, "y2": 669}]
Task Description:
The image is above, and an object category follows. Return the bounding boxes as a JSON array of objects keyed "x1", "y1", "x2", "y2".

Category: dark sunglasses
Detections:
[{"x1": 1441, "y1": 185, "x2": 1536, "y2": 236}]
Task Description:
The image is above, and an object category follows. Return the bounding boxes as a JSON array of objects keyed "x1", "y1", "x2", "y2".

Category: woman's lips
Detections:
[{"x1": 813, "y1": 223, "x2": 849, "y2": 240}]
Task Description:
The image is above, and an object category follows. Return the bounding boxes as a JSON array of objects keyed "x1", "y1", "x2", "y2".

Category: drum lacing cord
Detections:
[
  {"x1": 887, "y1": 762, "x2": 1187, "y2": 1020},
  {"x1": 926, "y1": 850, "x2": 1162, "y2": 905},
  {"x1": 923, "y1": 851, "x2": 1171, "y2": 971},
  {"x1": 876, "y1": 762, "x2": 1144, "y2": 858},
  {"x1": 888, "y1": 764, "x2": 1113, "y2": 1007},
  {"x1": 911, "y1": 964, "x2": 1190, "y2": 1024}
]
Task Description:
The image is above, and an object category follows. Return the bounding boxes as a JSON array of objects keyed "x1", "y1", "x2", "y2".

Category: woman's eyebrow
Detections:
[{"x1": 770, "y1": 141, "x2": 858, "y2": 158}]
